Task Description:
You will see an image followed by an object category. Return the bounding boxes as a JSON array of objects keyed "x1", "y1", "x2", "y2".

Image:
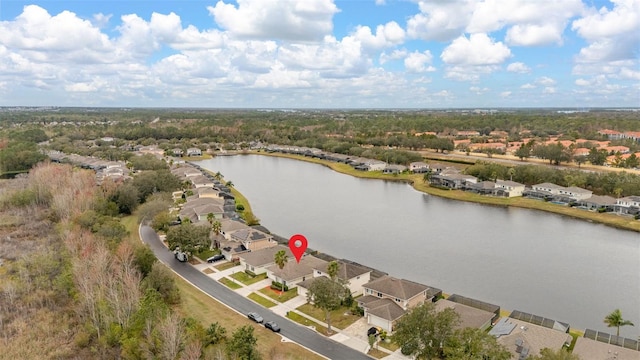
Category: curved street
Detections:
[{"x1": 139, "y1": 225, "x2": 373, "y2": 360}]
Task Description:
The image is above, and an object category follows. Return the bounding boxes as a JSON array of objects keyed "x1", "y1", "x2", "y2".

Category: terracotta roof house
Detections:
[
  {"x1": 357, "y1": 276, "x2": 430, "y2": 332},
  {"x1": 238, "y1": 245, "x2": 292, "y2": 275},
  {"x1": 266, "y1": 255, "x2": 327, "y2": 289},
  {"x1": 598, "y1": 129, "x2": 624, "y2": 140}
]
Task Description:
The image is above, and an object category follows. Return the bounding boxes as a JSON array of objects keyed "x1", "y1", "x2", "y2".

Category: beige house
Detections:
[
  {"x1": 218, "y1": 218, "x2": 250, "y2": 240},
  {"x1": 495, "y1": 180, "x2": 525, "y2": 197},
  {"x1": 435, "y1": 299, "x2": 494, "y2": 331},
  {"x1": 238, "y1": 245, "x2": 292, "y2": 275},
  {"x1": 230, "y1": 228, "x2": 277, "y2": 252},
  {"x1": 357, "y1": 276, "x2": 430, "y2": 332},
  {"x1": 266, "y1": 255, "x2": 327, "y2": 289},
  {"x1": 312, "y1": 261, "x2": 371, "y2": 296}
]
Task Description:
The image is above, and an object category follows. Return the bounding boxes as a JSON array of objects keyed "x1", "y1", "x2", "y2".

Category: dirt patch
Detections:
[{"x1": 203, "y1": 268, "x2": 214, "y2": 274}]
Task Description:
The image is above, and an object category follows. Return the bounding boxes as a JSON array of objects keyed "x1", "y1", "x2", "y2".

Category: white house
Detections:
[
  {"x1": 238, "y1": 245, "x2": 292, "y2": 275},
  {"x1": 495, "y1": 180, "x2": 525, "y2": 197},
  {"x1": 266, "y1": 255, "x2": 327, "y2": 289}
]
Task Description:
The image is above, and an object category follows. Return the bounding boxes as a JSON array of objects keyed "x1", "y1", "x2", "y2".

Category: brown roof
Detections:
[
  {"x1": 315, "y1": 260, "x2": 370, "y2": 281},
  {"x1": 366, "y1": 298, "x2": 406, "y2": 322},
  {"x1": 573, "y1": 337, "x2": 640, "y2": 360},
  {"x1": 364, "y1": 275, "x2": 428, "y2": 301}
]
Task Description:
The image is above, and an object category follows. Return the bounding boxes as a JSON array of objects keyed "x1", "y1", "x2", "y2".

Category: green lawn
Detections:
[
  {"x1": 230, "y1": 271, "x2": 268, "y2": 285},
  {"x1": 214, "y1": 261, "x2": 240, "y2": 271},
  {"x1": 295, "y1": 303, "x2": 361, "y2": 330},
  {"x1": 259, "y1": 286, "x2": 299, "y2": 303},
  {"x1": 286, "y1": 312, "x2": 329, "y2": 336},
  {"x1": 378, "y1": 338, "x2": 399, "y2": 352},
  {"x1": 219, "y1": 277, "x2": 242, "y2": 289},
  {"x1": 247, "y1": 293, "x2": 277, "y2": 308}
]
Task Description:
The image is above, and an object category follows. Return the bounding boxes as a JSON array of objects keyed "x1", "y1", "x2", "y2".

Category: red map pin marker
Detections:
[{"x1": 288, "y1": 234, "x2": 308, "y2": 263}]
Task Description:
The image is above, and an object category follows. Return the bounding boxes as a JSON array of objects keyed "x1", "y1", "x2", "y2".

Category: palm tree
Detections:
[
  {"x1": 226, "y1": 181, "x2": 234, "y2": 188},
  {"x1": 211, "y1": 220, "x2": 222, "y2": 249},
  {"x1": 507, "y1": 167, "x2": 516, "y2": 181},
  {"x1": 604, "y1": 309, "x2": 634, "y2": 336},
  {"x1": 274, "y1": 250, "x2": 288, "y2": 270},
  {"x1": 214, "y1": 171, "x2": 223, "y2": 180},
  {"x1": 327, "y1": 260, "x2": 339, "y2": 281}
]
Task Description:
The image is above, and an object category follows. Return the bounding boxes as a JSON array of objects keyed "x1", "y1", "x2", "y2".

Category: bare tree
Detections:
[{"x1": 157, "y1": 312, "x2": 185, "y2": 360}]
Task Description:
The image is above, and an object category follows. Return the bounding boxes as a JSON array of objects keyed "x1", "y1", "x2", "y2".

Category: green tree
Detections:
[
  {"x1": 226, "y1": 180, "x2": 234, "y2": 188},
  {"x1": 528, "y1": 347, "x2": 580, "y2": 360},
  {"x1": 625, "y1": 153, "x2": 639, "y2": 169},
  {"x1": 507, "y1": 167, "x2": 516, "y2": 181},
  {"x1": 205, "y1": 322, "x2": 227, "y2": 346},
  {"x1": 226, "y1": 325, "x2": 261, "y2": 360},
  {"x1": 393, "y1": 302, "x2": 460, "y2": 360},
  {"x1": 588, "y1": 148, "x2": 608, "y2": 166},
  {"x1": 574, "y1": 155, "x2": 587, "y2": 168},
  {"x1": 142, "y1": 262, "x2": 181, "y2": 304},
  {"x1": 166, "y1": 222, "x2": 210, "y2": 255},
  {"x1": 514, "y1": 144, "x2": 532, "y2": 160},
  {"x1": 274, "y1": 250, "x2": 288, "y2": 270},
  {"x1": 306, "y1": 277, "x2": 349, "y2": 334},
  {"x1": 211, "y1": 220, "x2": 222, "y2": 249},
  {"x1": 133, "y1": 244, "x2": 157, "y2": 277},
  {"x1": 443, "y1": 327, "x2": 511, "y2": 360},
  {"x1": 327, "y1": 260, "x2": 339, "y2": 280},
  {"x1": 604, "y1": 309, "x2": 634, "y2": 336},
  {"x1": 112, "y1": 182, "x2": 140, "y2": 214}
]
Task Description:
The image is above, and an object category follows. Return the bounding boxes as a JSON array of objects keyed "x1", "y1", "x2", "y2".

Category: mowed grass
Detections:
[
  {"x1": 174, "y1": 275, "x2": 325, "y2": 360},
  {"x1": 215, "y1": 261, "x2": 240, "y2": 271},
  {"x1": 259, "y1": 286, "x2": 300, "y2": 303},
  {"x1": 230, "y1": 271, "x2": 268, "y2": 285},
  {"x1": 296, "y1": 303, "x2": 361, "y2": 330},
  {"x1": 247, "y1": 292, "x2": 277, "y2": 308},
  {"x1": 286, "y1": 312, "x2": 329, "y2": 336},
  {"x1": 219, "y1": 277, "x2": 242, "y2": 290}
]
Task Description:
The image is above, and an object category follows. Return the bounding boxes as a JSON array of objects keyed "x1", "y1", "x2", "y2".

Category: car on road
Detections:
[
  {"x1": 247, "y1": 312, "x2": 263, "y2": 323},
  {"x1": 264, "y1": 321, "x2": 280, "y2": 332},
  {"x1": 207, "y1": 254, "x2": 225, "y2": 263}
]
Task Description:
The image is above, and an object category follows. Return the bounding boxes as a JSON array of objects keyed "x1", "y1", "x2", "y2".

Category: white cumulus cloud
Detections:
[
  {"x1": 441, "y1": 33, "x2": 511, "y2": 66},
  {"x1": 208, "y1": 0, "x2": 339, "y2": 42},
  {"x1": 404, "y1": 50, "x2": 435, "y2": 73},
  {"x1": 506, "y1": 62, "x2": 531, "y2": 73}
]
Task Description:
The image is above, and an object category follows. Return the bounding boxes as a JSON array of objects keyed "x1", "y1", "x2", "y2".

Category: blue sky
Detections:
[{"x1": 0, "y1": 0, "x2": 638, "y2": 108}]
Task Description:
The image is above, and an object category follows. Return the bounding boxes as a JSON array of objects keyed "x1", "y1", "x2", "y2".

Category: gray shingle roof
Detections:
[
  {"x1": 366, "y1": 298, "x2": 406, "y2": 321},
  {"x1": 239, "y1": 245, "x2": 291, "y2": 267},
  {"x1": 315, "y1": 261, "x2": 370, "y2": 281},
  {"x1": 364, "y1": 276, "x2": 428, "y2": 301}
]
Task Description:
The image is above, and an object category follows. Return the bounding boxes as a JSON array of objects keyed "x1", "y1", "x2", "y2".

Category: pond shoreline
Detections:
[{"x1": 226, "y1": 150, "x2": 640, "y2": 234}]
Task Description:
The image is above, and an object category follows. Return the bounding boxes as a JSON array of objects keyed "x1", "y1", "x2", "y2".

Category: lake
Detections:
[{"x1": 196, "y1": 155, "x2": 640, "y2": 337}]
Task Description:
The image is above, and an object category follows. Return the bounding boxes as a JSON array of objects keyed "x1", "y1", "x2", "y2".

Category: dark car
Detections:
[
  {"x1": 207, "y1": 254, "x2": 225, "y2": 263},
  {"x1": 264, "y1": 321, "x2": 280, "y2": 332},
  {"x1": 367, "y1": 326, "x2": 380, "y2": 337},
  {"x1": 247, "y1": 312, "x2": 263, "y2": 323}
]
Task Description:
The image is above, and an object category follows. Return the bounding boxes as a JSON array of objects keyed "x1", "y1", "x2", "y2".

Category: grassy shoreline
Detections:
[{"x1": 249, "y1": 151, "x2": 640, "y2": 233}]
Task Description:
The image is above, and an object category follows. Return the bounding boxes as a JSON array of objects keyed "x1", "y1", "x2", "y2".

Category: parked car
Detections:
[
  {"x1": 264, "y1": 321, "x2": 280, "y2": 332},
  {"x1": 207, "y1": 254, "x2": 225, "y2": 263},
  {"x1": 173, "y1": 248, "x2": 188, "y2": 262},
  {"x1": 367, "y1": 326, "x2": 380, "y2": 337},
  {"x1": 247, "y1": 312, "x2": 263, "y2": 323}
]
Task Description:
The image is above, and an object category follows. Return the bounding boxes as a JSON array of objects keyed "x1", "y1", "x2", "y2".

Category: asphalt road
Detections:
[{"x1": 139, "y1": 225, "x2": 372, "y2": 360}]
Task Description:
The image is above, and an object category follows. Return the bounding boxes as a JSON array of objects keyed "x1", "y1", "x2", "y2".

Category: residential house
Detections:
[
  {"x1": 312, "y1": 260, "x2": 371, "y2": 296},
  {"x1": 622, "y1": 131, "x2": 640, "y2": 142},
  {"x1": 615, "y1": 196, "x2": 640, "y2": 215},
  {"x1": 409, "y1": 162, "x2": 430, "y2": 173},
  {"x1": 354, "y1": 159, "x2": 387, "y2": 171},
  {"x1": 469, "y1": 181, "x2": 497, "y2": 195},
  {"x1": 457, "y1": 130, "x2": 480, "y2": 137},
  {"x1": 604, "y1": 145, "x2": 630, "y2": 155},
  {"x1": 186, "y1": 147, "x2": 202, "y2": 156},
  {"x1": 171, "y1": 165, "x2": 202, "y2": 179},
  {"x1": 196, "y1": 187, "x2": 221, "y2": 199},
  {"x1": 190, "y1": 175, "x2": 215, "y2": 188},
  {"x1": 429, "y1": 172, "x2": 478, "y2": 189},
  {"x1": 495, "y1": 180, "x2": 525, "y2": 197},
  {"x1": 577, "y1": 195, "x2": 617, "y2": 211},
  {"x1": 266, "y1": 255, "x2": 327, "y2": 289},
  {"x1": 172, "y1": 148, "x2": 184, "y2": 157},
  {"x1": 179, "y1": 198, "x2": 225, "y2": 223},
  {"x1": 383, "y1": 164, "x2": 407, "y2": 174},
  {"x1": 573, "y1": 332, "x2": 640, "y2": 359},
  {"x1": 230, "y1": 228, "x2": 278, "y2": 252},
  {"x1": 435, "y1": 299, "x2": 495, "y2": 331},
  {"x1": 219, "y1": 218, "x2": 250, "y2": 240},
  {"x1": 490, "y1": 316, "x2": 572, "y2": 360},
  {"x1": 238, "y1": 245, "x2": 292, "y2": 275},
  {"x1": 525, "y1": 183, "x2": 592, "y2": 202},
  {"x1": 357, "y1": 276, "x2": 430, "y2": 332},
  {"x1": 598, "y1": 129, "x2": 624, "y2": 140}
]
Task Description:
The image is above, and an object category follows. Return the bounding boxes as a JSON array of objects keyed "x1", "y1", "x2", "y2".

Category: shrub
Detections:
[
  {"x1": 245, "y1": 269, "x2": 256, "y2": 277},
  {"x1": 271, "y1": 281, "x2": 289, "y2": 292}
]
